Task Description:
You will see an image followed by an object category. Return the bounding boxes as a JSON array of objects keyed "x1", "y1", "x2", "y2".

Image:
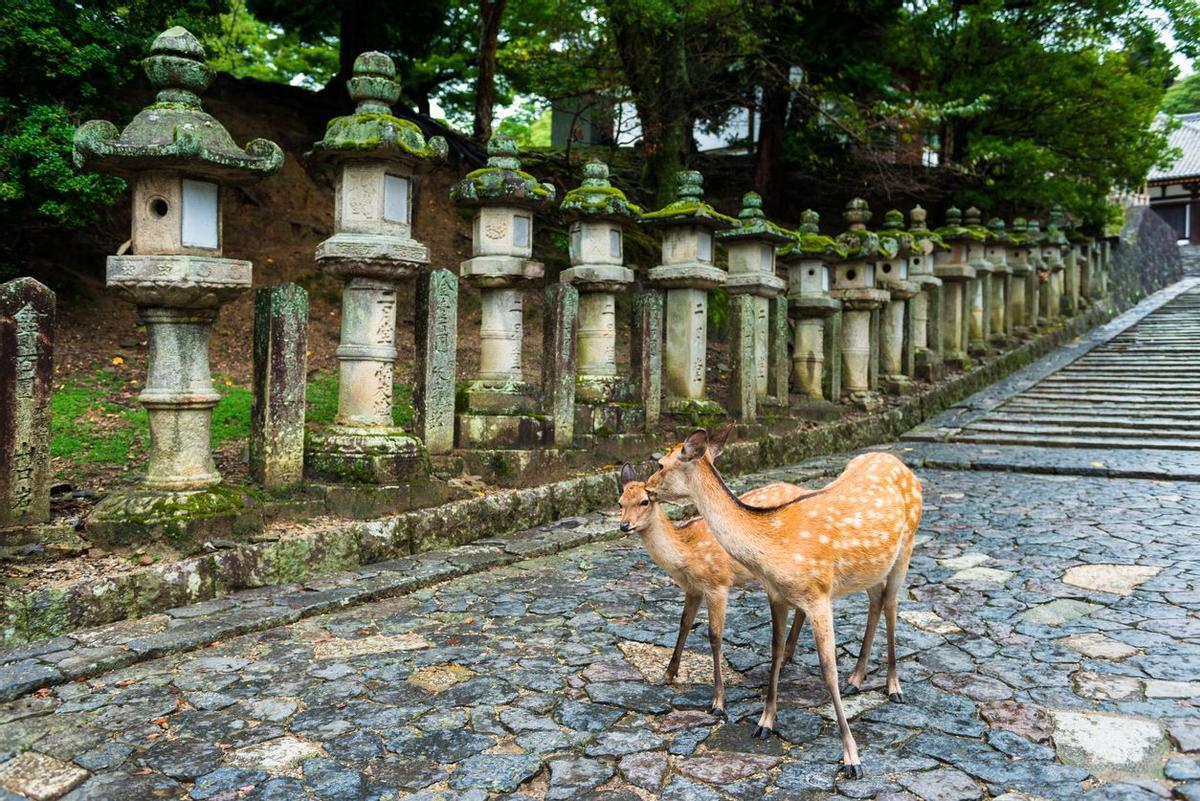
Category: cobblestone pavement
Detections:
[{"x1": 0, "y1": 459, "x2": 1197, "y2": 801}]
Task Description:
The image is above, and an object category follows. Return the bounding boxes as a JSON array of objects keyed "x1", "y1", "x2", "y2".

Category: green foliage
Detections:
[
  {"x1": 1163, "y1": 72, "x2": 1200, "y2": 114},
  {"x1": 0, "y1": 0, "x2": 222, "y2": 261},
  {"x1": 203, "y1": 0, "x2": 337, "y2": 89},
  {"x1": 496, "y1": 105, "x2": 552, "y2": 148},
  {"x1": 50, "y1": 370, "x2": 145, "y2": 470}
]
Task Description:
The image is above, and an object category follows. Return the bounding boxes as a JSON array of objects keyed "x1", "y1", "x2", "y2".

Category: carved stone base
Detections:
[
  {"x1": 305, "y1": 426, "x2": 429, "y2": 484},
  {"x1": 463, "y1": 379, "x2": 538, "y2": 415},
  {"x1": 664, "y1": 396, "x2": 727, "y2": 425},
  {"x1": 575, "y1": 374, "x2": 634, "y2": 405},
  {"x1": 843, "y1": 389, "x2": 883, "y2": 411},
  {"x1": 915, "y1": 349, "x2": 944, "y2": 382},
  {"x1": 790, "y1": 398, "x2": 844, "y2": 422},
  {"x1": 456, "y1": 413, "x2": 549, "y2": 449},
  {"x1": 880, "y1": 375, "x2": 918, "y2": 396},
  {"x1": 574, "y1": 401, "x2": 646, "y2": 439},
  {"x1": 87, "y1": 485, "x2": 260, "y2": 550}
]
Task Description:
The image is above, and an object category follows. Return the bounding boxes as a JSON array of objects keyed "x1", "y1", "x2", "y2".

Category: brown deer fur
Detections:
[
  {"x1": 645, "y1": 429, "x2": 922, "y2": 778},
  {"x1": 617, "y1": 466, "x2": 805, "y2": 715}
]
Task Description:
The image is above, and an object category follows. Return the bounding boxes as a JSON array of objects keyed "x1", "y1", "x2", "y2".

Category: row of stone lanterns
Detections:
[{"x1": 67, "y1": 29, "x2": 1108, "y2": 537}]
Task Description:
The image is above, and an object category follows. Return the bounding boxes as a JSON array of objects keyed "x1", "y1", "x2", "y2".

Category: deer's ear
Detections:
[
  {"x1": 618, "y1": 463, "x2": 636, "y2": 488},
  {"x1": 708, "y1": 424, "x2": 733, "y2": 461},
  {"x1": 680, "y1": 429, "x2": 708, "y2": 462}
]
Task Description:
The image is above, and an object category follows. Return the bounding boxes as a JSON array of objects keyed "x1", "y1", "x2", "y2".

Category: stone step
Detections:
[
  {"x1": 962, "y1": 420, "x2": 1200, "y2": 440},
  {"x1": 950, "y1": 431, "x2": 1200, "y2": 450}
]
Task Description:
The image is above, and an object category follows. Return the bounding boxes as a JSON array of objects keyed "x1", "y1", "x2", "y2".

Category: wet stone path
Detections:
[{"x1": 1, "y1": 460, "x2": 1198, "y2": 801}]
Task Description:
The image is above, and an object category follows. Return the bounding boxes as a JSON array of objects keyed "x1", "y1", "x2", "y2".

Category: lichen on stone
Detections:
[
  {"x1": 641, "y1": 170, "x2": 735, "y2": 229},
  {"x1": 779, "y1": 209, "x2": 847, "y2": 260},
  {"x1": 935, "y1": 206, "x2": 987, "y2": 242},
  {"x1": 450, "y1": 133, "x2": 554, "y2": 207},
  {"x1": 908, "y1": 205, "x2": 949, "y2": 251}
]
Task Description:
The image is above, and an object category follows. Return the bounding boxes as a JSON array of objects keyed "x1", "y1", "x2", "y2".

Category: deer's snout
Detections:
[{"x1": 619, "y1": 521, "x2": 632, "y2": 532}]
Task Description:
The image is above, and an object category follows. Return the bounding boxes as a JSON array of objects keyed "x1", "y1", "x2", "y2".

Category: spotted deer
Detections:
[
  {"x1": 645, "y1": 429, "x2": 922, "y2": 779},
  {"x1": 617, "y1": 463, "x2": 806, "y2": 716}
]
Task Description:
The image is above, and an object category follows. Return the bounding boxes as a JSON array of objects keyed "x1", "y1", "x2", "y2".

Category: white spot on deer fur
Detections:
[{"x1": 818, "y1": 534, "x2": 830, "y2": 545}]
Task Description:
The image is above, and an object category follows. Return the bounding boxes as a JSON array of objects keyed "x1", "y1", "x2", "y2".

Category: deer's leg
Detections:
[
  {"x1": 666, "y1": 592, "x2": 702, "y2": 684},
  {"x1": 882, "y1": 546, "x2": 913, "y2": 702},
  {"x1": 753, "y1": 595, "x2": 791, "y2": 739},
  {"x1": 784, "y1": 607, "x2": 807, "y2": 663},
  {"x1": 811, "y1": 597, "x2": 863, "y2": 778},
  {"x1": 844, "y1": 584, "x2": 884, "y2": 694},
  {"x1": 706, "y1": 590, "x2": 728, "y2": 716}
]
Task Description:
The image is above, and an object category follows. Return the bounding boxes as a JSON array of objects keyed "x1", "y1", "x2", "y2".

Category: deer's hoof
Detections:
[
  {"x1": 752, "y1": 725, "x2": 774, "y2": 739},
  {"x1": 709, "y1": 705, "x2": 725, "y2": 718},
  {"x1": 840, "y1": 763, "x2": 865, "y2": 780},
  {"x1": 842, "y1": 682, "x2": 861, "y2": 696},
  {"x1": 888, "y1": 691, "x2": 905, "y2": 704},
  {"x1": 662, "y1": 672, "x2": 677, "y2": 685}
]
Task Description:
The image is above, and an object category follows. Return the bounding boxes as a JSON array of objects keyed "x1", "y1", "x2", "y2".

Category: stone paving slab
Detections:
[{"x1": 0, "y1": 465, "x2": 1195, "y2": 800}]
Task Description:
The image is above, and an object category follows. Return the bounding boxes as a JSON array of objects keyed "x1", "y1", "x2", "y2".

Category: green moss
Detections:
[
  {"x1": 314, "y1": 113, "x2": 446, "y2": 161},
  {"x1": 641, "y1": 200, "x2": 737, "y2": 227}
]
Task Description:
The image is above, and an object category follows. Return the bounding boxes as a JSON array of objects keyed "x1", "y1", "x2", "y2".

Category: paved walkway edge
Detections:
[{"x1": 2, "y1": 303, "x2": 1114, "y2": 675}]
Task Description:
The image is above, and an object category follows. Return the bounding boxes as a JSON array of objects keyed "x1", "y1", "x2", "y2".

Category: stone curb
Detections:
[{"x1": 2, "y1": 301, "x2": 1112, "y2": 655}]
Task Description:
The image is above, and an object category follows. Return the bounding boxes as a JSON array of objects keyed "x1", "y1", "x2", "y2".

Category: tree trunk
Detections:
[
  {"x1": 754, "y1": 84, "x2": 790, "y2": 214},
  {"x1": 473, "y1": 0, "x2": 509, "y2": 142}
]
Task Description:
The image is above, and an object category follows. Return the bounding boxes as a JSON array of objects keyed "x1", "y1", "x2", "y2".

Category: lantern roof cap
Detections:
[
  {"x1": 778, "y1": 209, "x2": 847, "y2": 260},
  {"x1": 310, "y1": 51, "x2": 447, "y2": 166},
  {"x1": 717, "y1": 192, "x2": 792, "y2": 243},
  {"x1": 642, "y1": 170, "x2": 736, "y2": 230},
  {"x1": 908, "y1": 205, "x2": 949, "y2": 250},
  {"x1": 451, "y1": 132, "x2": 554, "y2": 208},
  {"x1": 73, "y1": 26, "x2": 283, "y2": 184},
  {"x1": 559, "y1": 160, "x2": 641, "y2": 222}
]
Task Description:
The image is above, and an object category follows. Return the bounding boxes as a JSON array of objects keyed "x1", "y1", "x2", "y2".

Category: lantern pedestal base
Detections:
[
  {"x1": 880, "y1": 375, "x2": 918, "y2": 396},
  {"x1": 305, "y1": 426, "x2": 429, "y2": 484},
  {"x1": 843, "y1": 389, "x2": 883, "y2": 412},
  {"x1": 790, "y1": 398, "x2": 844, "y2": 422},
  {"x1": 463, "y1": 379, "x2": 539, "y2": 415},
  {"x1": 664, "y1": 396, "x2": 727, "y2": 424},
  {"x1": 915, "y1": 349, "x2": 943, "y2": 382},
  {"x1": 574, "y1": 401, "x2": 646, "y2": 439},
  {"x1": 86, "y1": 484, "x2": 260, "y2": 550},
  {"x1": 456, "y1": 413, "x2": 550, "y2": 449}
]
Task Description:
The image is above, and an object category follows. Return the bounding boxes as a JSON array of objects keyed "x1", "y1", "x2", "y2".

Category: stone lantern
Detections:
[
  {"x1": 1025, "y1": 219, "x2": 1047, "y2": 327},
  {"x1": 717, "y1": 192, "x2": 791, "y2": 409},
  {"x1": 932, "y1": 207, "x2": 977, "y2": 368},
  {"x1": 645, "y1": 170, "x2": 736, "y2": 415},
  {"x1": 73, "y1": 27, "x2": 283, "y2": 532},
  {"x1": 985, "y1": 218, "x2": 1012, "y2": 345},
  {"x1": 450, "y1": 133, "x2": 555, "y2": 447},
  {"x1": 907, "y1": 206, "x2": 945, "y2": 380},
  {"x1": 1006, "y1": 218, "x2": 1033, "y2": 335},
  {"x1": 1063, "y1": 217, "x2": 1089, "y2": 314},
  {"x1": 962, "y1": 207, "x2": 994, "y2": 354},
  {"x1": 831, "y1": 199, "x2": 894, "y2": 410},
  {"x1": 780, "y1": 210, "x2": 845, "y2": 410},
  {"x1": 304, "y1": 52, "x2": 449, "y2": 483},
  {"x1": 559, "y1": 161, "x2": 643, "y2": 435},
  {"x1": 877, "y1": 210, "x2": 922, "y2": 394}
]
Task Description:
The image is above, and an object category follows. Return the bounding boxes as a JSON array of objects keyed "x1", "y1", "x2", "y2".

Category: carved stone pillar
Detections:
[
  {"x1": 933, "y1": 208, "x2": 977, "y2": 368},
  {"x1": 781, "y1": 210, "x2": 844, "y2": 412}
]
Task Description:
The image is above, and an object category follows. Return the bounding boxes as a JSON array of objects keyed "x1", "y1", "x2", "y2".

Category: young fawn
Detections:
[
  {"x1": 617, "y1": 463, "x2": 806, "y2": 716},
  {"x1": 645, "y1": 429, "x2": 922, "y2": 779}
]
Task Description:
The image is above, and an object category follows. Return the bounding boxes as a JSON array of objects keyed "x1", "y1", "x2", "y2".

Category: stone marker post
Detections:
[
  {"x1": 728, "y1": 294, "x2": 758, "y2": 422},
  {"x1": 645, "y1": 170, "x2": 736, "y2": 416},
  {"x1": 74, "y1": 26, "x2": 283, "y2": 537},
  {"x1": 450, "y1": 133, "x2": 555, "y2": 448},
  {"x1": 933, "y1": 207, "x2": 977, "y2": 368},
  {"x1": 1025, "y1": 220, "x2": 1046, "y2": 328},
  {"x1": 413, "y1": 269, "x2": 458, "y2": 454},
  {"x1": 1043, "y1": 215, "x2": 1068, "y2": 322},
  {"x1": 0, "y1": 278, "x2": 54, "y2": 527},
  {"x1": 831, "y1": 199, "x2": 894, "y2": 410},
  {"x1": 250, "y1": 284, "x2": 308, "y2": 490},
  {"x1": 907, "y1": 206, "x2": 945, "y2": 381},
  {"x1": 985, "y1": 218, "x2": 1012, "y2": 344},
  {"x1": 963, "y1": 207, "x2": 994, "y2": 355},
  {"x1": 718, "y1": 192, "x2": 791, "y2": 415},
  {"x1": 630, "y1": 290, "x2": 664, "y2": 429},
  {"x1": 559, "y1": 161, "x2": 643, "y2": 438},
  {"x1": 543, "y1": 283, "x2": 579, "y2": 446},
  {"x1": 877, "y1": 210, "x2": 921, "y2": 395},
  {"x1": 780, "y1": 211, "x2": 845, "y2": 411},
  {"x1": 1078, "y1": 235, "x2": 1095, "y2": 305},
  {"x1": 304, "y1": 52, "x2": 450, "y2": 480}
]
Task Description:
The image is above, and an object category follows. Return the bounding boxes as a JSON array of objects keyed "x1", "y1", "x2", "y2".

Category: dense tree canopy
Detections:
[{"x1": 2, "y1": 0, "x2": 1198, "y2": 266}]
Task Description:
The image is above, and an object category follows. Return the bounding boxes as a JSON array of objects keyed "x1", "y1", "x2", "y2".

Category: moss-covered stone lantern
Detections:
[
  {"x1": 962, "y1": 207, "x2": 994, "y2": 354},
  {"x1": 1025, "y1": 219, "x2": 1047, "y2": 327},
  {"x1": 73, "y1": 27, "x2": 283, "y2": 535},
  {"x1": 450, "y1": 133, "x2": 555, "y2": 447},
  {"x1": 985, "y1": 217, "x2": 1012, "y2": 345},
  {"x1": 1061, "y1": 210, "x2": 1089, "y2": 314},
  {"x1": 780, "y1": 210, "x2": 845, "y2": 408},
  {"x1": 1039, "y1": 216, "x2": 1067, "y2": 324},
  {"x1": 559, "y1": 161, "x2": 642, "y2": 432},
  {"x1": 907, "y1": 206, "x2": 945, "y2": 380},
  {"x1": 877, "y1": 210, "x2": 922, "y2": 395},
  {"x1": 1046, "y1": 205, "x2": 1072, "y2": 319},
  {"x1": 831, "y1": 199, "x2": 894, "y2": 410},
  {"x1": 303, "y1": 51, "x2": 448, "y2": 483},
  {"x1": 717, "y1": 192, "x2": 791, "y2": 409},
  {"x1": 644, "y1": 170, "x2": 736, "y2": 414},
  {"x1": 1006, "y1": 218, "x2": 1034, "y2": 334},
  {"x1": 932, "y1": 207, "x2": 977, "y2": 367}
]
